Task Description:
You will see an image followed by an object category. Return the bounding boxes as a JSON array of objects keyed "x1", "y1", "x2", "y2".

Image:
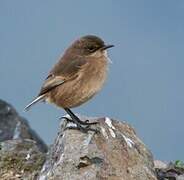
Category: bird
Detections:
[{"x1": 25, "y1": 35, "x2": 114, "y2": 132}]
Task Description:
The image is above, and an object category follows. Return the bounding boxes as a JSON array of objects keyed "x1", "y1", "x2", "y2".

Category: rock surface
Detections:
[
  {"x1": 0, "y1": 99, "x2": 47, "y2": 152},
  {"x1": 155, "y1": 160, "x2": 184, "y2": 180},
  {"x1": 1, "y1": 99, "x2": 170, "y2": 180},
  {"x1": 39, "y1": 116, "x2": 157, "y2": 180},
  {"x1": 0, "y1": 139, "x2": 46, "y2": 180},
  {"x1": 0, "y1": 99, "x2": 47, "y2": 179}
]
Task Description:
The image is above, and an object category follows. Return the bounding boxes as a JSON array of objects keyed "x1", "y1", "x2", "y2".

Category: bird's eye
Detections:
[{"x1": 87, "y1": 46, "x2": 95, "y2": 51}]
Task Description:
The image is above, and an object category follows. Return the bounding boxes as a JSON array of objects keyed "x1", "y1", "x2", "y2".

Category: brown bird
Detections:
[{"x1": 25, "y1": 35, "x2": 114, "y2": 132}]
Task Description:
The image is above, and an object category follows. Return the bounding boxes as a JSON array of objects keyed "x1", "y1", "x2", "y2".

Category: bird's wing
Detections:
[
  {"x1": 38, "y1": 75, "x2": 65, "y2": 95},
  {"x1": 38, "y1": 56, "x2": 87, "y2": 96},
  {"x1": 25, "y1": 56, "x2": 87, "y2": 111}
]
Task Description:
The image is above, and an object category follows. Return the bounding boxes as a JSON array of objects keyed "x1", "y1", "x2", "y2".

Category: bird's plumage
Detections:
[{"x1": 25, "y1": 35, "x2": 113, "y2": 111}]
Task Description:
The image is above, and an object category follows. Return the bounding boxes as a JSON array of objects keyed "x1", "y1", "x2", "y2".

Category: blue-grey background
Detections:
[{"x1": 0, "y1": 0, "x2": 183, "y2": 161}]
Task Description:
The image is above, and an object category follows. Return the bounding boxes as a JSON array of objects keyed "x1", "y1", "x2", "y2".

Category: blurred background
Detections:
[{"x1": 0, "y1": 0, "x2": 184, "y2": 161}]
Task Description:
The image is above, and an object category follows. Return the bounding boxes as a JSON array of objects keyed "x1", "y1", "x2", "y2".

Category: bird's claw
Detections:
[
  {"x1": 60, "y1": 116, "x2": 98, "y2": 126},
  {"x1": 60, "y1": 116, "x2": 99, "y2": 133},
  {"x1": 64, "y1": 125, "x2": 99, "y2": 134}
]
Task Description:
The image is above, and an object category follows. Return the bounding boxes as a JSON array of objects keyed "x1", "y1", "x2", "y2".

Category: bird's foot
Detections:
[
  {"x1": 64, "y1": 125, "x2": 99, "y2": 134},
  {"x1": 60, "y1": 116, "x2": 75, "y2": 123},
  {"x1": 84, "y1": 119, "x2": 98, "y2": 125},
  {"x1": 61, "y1": 117, "x2": 99, "y2": 133},
  {"x1": 60, "y1": 116, "x2": 98, "y2": 126}
]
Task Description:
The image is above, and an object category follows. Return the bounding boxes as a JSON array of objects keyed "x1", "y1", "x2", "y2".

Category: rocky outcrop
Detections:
[
  {"x1": 0, "y1": 99, "x2": 166, "y2": 180},
  {"x1": 0, "y1": 99, "x2": 47, "y2": 179},
  {"x1": 39, "y1": 116, "x2": 157, "y2": 180},
  {"x1": 0, "y1": 139, "x2": 46, "y2": 179},
  {"x1": 155, "y1": 160, "x2": 184, "y2": 180},
  {"x1": 0, "y1": 99, "x2": 47, "y2": 152}
]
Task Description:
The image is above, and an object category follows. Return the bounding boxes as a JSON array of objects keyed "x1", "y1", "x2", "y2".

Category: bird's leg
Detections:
[
  {"x1": 62, "y1": 108, "x2": 99, "y2": 133},
  {"x1": 64, "y1": 108, "x2": 98, "y2": 126},
  {"x1": 61, "y1": 116, "x2": 99, "y2": 133}
]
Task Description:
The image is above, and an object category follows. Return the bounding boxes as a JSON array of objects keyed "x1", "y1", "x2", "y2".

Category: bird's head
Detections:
[{"x1": 70, "y1": 35, "x2": 114, "y2": 57}]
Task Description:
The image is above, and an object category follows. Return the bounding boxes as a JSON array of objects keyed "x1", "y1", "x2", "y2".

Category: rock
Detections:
[
  {"x1": 154, "y1": 160, "x2": 167, "y2": 169},
  {"x1": 155, "y1": 161, "x2": 184, "y2": 180},
  {"x1": 0, "y1": 99, "x2": 47, "y2": 152},
  {"x1": 39, "y1": 116, "x2": 157, "y2": 180},
  {"x1": 0, "y1": 139, "x2": 46, "y2": 180},
  {"x1": 0, "y1": 99, "x2": 161, "y2": 179}
]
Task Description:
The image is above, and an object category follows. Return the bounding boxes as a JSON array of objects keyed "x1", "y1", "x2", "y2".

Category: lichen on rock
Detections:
[{"x1": 0, "y1": 139, "x2": 46, "y2": 180}]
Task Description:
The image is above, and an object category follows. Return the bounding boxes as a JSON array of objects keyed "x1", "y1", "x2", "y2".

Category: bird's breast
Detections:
[
  {"x1": 79, "y1": 58, "x2": 108, "y2": 97},
  {"x1": 48, "y1": 57, "x2": 108, "y2": 108}
]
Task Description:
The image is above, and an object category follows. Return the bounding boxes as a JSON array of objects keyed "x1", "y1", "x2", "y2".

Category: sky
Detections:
[{"x1": 0, "y1": 0, "x2": 184, "y2": 161}]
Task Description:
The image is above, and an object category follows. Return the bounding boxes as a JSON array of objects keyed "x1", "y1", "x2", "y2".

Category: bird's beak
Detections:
[{"x1": 101, "y1": 44, "x2": 114, "y2": 50}]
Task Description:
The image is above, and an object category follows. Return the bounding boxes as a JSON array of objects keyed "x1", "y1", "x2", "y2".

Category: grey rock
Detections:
[
  {"x1": 178, "y1": 175, "x2": 184, "y2": 180},
  {"x1": 154, "y1": 160, "x2": 167, "y2": 169},
  {"x1": 39, "y1": 116, "x2": 157, "y2": 180},
  {"x1": 0, "y1": 139, "x2": 46, "y2": 180},
  {"x1": 155, "y1": 161, "x2": 184, "y2": 180},
  {"x1": 0, "y1": 99, "x2": 161, "y2": 179},
  {"x1": 0, "y1": 99, "x2": 47, "y2": 152}
]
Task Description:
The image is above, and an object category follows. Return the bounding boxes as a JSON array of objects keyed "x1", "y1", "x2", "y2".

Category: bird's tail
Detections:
[{"x1": 24, "y1": 94, "x2": 45, "y2": 111}]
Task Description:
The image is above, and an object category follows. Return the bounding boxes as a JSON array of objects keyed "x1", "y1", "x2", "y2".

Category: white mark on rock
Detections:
[
  {"x1": 83, "y1": 133, "x2": 93, "y2": 146},
  {"x1": 101, "y1": 127, "x2": 108, "y2": 139},
  {"x1": 39, "y1": 175, "x2": 47, "y2": 180},
  {"x1": 40, "y1": 163, "x2": 47, "y2": 173},
  {"x1": 66, "y1": 122, "x2": 77, "y2": 128},
  {"x1": 39, "y1": 160, "x2": 52, "y2": 180},
  {"x1": 25, "y1": 153, "x2": 31, "y2": 160},
  {"x1": 105, "y1": 117, "x2": 116, "y2": 138},
  {"x1": 6, "y1": 106, "x2": 11, "y2": 112},
  {"x1": 105, "y1": 117, "x2": 115, "y2": 130},
  {"x1": 61, "y1": 114, "x2": 71, "y2": 119},
  {"x1": 122, "y1": 134, "x2": 134, "y2": 148},
  {"x1": 13, "y1": 121, "x2": 21, "y2": 139},
  {"x1": 57, "y1": 153, "x2": 64, "y2": 165},
  {"x1": 109, "y1": 128, "x2": 116, "y2": 138}
]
